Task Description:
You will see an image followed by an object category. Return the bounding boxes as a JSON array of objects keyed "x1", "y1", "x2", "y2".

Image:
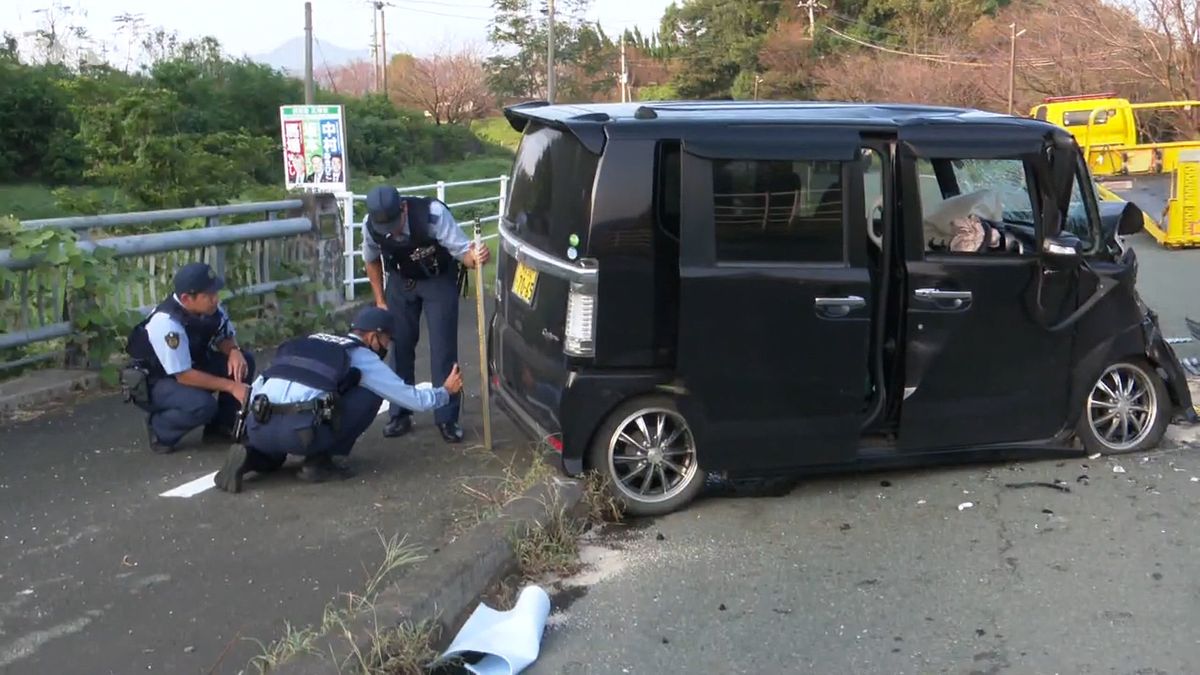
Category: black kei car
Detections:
[{"x1": 486, "y1": 100, "x2": 1197, "y2": 516}]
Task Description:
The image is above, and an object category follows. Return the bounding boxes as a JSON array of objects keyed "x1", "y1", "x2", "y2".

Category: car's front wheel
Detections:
[
  {"x1": 587, "y1": 396, "x2": 705, "y2": 517},
  {"x1": 1077, "y1": 359, "x2": 1171, "y2": 455}
]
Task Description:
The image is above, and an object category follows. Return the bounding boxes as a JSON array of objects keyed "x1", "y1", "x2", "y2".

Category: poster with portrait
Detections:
[{"x1": 279, "y1": 104, "x2": 348, "y2": 193}]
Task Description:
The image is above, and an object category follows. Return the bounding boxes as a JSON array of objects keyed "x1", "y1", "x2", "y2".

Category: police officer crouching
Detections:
[
  {"x1": 213, "y1": 307, "x2": 464, "y2": 492},
  {"x1": 124, "y1": 262, "x2": 253, "y2": 453},
  {"x1": 362, "y1": 185, "x2": 490, "y2": 444}
]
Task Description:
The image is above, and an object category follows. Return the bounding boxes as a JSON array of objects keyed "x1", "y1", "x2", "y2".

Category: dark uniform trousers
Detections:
[
  {"x1": 246, "y1": 385, "x2": 383, "y2": 459},
  {"x1": 385, "y1": 271, "x2": 460, "y2": 425},
  {"x1": 149, "y1": 351, "x2": 256, "y2": 447}
]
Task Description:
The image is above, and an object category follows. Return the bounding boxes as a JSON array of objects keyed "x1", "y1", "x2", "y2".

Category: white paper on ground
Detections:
[{"x1": 439, "y1": 585, "x2": 551, "y2": 675}]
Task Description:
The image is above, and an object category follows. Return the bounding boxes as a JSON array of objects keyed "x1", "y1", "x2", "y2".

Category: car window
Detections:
[
  {"x1": 505, "y1": 122, "x2": 600, "y2": 256},
  {"x1": 711, "y1": 159, "x2": 844, "y2": 263},
  {"x1": 1065, "y1": 167, "x2": 1098, "y2": 250},
  {"x1": 919, "y1": 158, "x2": 1037, "y2": 256}
]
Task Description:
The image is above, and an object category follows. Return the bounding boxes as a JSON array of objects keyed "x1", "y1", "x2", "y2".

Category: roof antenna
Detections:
[{"x1": 634, "y1": 106, "x2": 658, "y2": 120}]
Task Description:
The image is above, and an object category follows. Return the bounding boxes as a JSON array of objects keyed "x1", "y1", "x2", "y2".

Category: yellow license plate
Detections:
[{"x1": 511, "y1": 262, "x2": 539, "y2": 305}]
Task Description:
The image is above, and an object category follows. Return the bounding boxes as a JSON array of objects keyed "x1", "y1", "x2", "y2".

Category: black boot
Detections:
[
  {"x1": 147, "y1": 420, "x2": 174, "y2": 454},
  {"x1": 214, "y1": 444, "x2": 250, "y2": 493},
  {"x1": 383, "y1": 416, "x2": 413, "y2": 438},
  {"x1": 437, "y1": 422, "x2": 464, "y2": 444},
  {"x1": 297, "y1": 454, "x2": 354, "y2": 483}
]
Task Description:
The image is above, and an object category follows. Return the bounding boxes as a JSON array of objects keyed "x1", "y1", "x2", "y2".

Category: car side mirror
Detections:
[
  {"x1": 1117, "y1": 201, "x2": 1145, "y2": 235},
  {"x1": 1042, "y1": 232, "x2": 1083, "y2": 262}
]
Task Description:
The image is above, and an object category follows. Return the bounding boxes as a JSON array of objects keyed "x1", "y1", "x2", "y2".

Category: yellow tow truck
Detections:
[{"x1": 1031, "y1": 92, "x2": 1200, "y2": 247}]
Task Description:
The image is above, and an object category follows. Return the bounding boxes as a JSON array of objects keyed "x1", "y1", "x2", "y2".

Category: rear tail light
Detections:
[
  {"x1": 546, "y1": 435, "x2": 564, "y2": 452},
  {"x1": 564, "y1": 280, "x2": 596, "y2": 357}
]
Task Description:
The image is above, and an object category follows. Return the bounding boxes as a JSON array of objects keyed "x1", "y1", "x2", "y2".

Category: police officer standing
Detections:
[
  {"x1": 362, "y1": 185, "x2": 490, "y2": 443},
  {"x1": 213, "y1": 307, "x2": 463, "y2": 491},
  {"x1": 125, "y1": 262, "x2": 253, "y2": 453}
]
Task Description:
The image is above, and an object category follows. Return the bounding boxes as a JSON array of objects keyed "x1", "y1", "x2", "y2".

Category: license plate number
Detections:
[{"x1": 511, "y1": 262, "x2": 538, "y2": 305}]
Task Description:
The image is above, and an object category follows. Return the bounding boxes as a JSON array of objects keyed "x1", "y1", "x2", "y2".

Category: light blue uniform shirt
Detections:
[
  {"x1": 250, "y1": 334, "x2": 450, "y2": 411},
  {"x1": 143, "y1": 296, "x2": 236, "y2": 376},
  {"x1": 361, "y1": 199, "x2": 472, "y2": 264}
]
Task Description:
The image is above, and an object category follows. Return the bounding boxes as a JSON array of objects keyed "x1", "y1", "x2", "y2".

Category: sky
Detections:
[{"x1": 2, "y1": 0, "x2": 678, "y2": 62}]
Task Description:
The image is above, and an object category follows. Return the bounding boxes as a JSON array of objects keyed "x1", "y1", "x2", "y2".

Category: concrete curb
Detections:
[
  {"x1": 275, "y1": 473, "x2": 586, "y2": 674},
  {"x1": 0, "y1": 369, "x2": 103, "y2": 416}
]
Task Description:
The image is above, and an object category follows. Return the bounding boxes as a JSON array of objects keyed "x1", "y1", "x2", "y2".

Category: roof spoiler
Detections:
[{"x1": 501, "y1": 101, "x2": 611, "y2": 154}]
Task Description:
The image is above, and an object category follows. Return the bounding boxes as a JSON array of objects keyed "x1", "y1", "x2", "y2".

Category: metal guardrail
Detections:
[
  {"x1": 22, "y1": 200, "x2": 303, "y2": 231},
  {"x1": 2, "y1": 176, "x2": 510, "y2": 371},
  {"x1": 338, "y1": 176, "x2": 508, "y2": 301},
  {"x1": 1, "y1": 201, "x2": 316, "y2": 372}
]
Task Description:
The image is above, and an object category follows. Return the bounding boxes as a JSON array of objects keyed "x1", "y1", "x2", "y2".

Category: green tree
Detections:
[
  {"x1": 75, "y1": 86, "x2": 269, "y2": 208},
  {"x1": 487, "y1": 0, "x2": 616, "y2": 102},
  {"x1": 660, "y1": 0, "x2": 784, "y2": 99},
  {"x1": 0, "y1": 60, "x2": 84, "y2": 182}
]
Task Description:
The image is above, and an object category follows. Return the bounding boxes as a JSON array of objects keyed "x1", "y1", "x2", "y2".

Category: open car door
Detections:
[{"x1": 674, "y1": 127, "x2": 880, "y2": 472}]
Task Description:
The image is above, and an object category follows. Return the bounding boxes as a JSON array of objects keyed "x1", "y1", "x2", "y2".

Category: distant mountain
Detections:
[{"x1": 249, "y1": 37, "x2": 370, "y2": 75}]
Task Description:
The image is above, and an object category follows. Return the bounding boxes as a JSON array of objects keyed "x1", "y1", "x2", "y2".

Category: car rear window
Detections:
[{"x1": 505, "y1": 122, "x2": 600, "y2": 256}]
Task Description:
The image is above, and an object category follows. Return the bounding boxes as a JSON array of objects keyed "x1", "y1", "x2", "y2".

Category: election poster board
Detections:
[{"x1": 280, "y1": 104, "x2": 348, "y2": 193}]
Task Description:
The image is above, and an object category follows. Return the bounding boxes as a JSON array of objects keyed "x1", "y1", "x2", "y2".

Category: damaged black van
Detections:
[{"x1": 486, "y1": 100, "x2": 1197, "y2": 516}]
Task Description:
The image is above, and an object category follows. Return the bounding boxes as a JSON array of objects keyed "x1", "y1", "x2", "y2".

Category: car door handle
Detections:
[
  {"x1": 913, "y1": 288, "x2": 972, "y2": 310},
  {"x1": 814, "y1": 295, "x2": 866, "y2": 318},
  {"x1": 914, "y1": 288, "x2": 972, "y2": 301}
]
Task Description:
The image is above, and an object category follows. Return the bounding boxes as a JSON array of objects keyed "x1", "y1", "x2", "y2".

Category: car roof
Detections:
[{"x1": 503, "y1": 100, "x2": 1068, "y2": 154}]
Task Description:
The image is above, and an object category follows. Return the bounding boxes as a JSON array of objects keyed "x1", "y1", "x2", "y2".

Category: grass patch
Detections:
[
  {"x1": 456, "y1": 451, "x2": 552, "y2": 530},
  {"x1": 0, "y1": 183, "x2": 122, "y2": 220},
  {"x1": 470, "y1": 117, "x2": 523, "y2": 154},
  {"x1": 246, "y1": 532, "x2": 427, "y2": 674}
]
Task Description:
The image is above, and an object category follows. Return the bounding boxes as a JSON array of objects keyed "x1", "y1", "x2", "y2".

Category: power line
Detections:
[
  {"x1": 823, "y1": 25, "x2": 994, "y2": 66},
  {"x1": 313, "y1": 36, "x2": 340, "y2": 94},
  {"x1": 388, "y1": 2, "x2": 494, "y2": 20}
]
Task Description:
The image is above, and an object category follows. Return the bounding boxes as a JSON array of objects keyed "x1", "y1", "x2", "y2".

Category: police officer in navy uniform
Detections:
[
  {"x1": 125, "y1": 262, "x2": 254, "y2": 453},
  {"x1": 362, "y1": 185, "x2": 490, "y2": 443},
  {"x1": 213, "y1": 307, "x2": 464, "y2": 491}
]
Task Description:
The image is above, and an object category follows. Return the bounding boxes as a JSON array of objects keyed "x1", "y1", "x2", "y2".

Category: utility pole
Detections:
[
  {"x1": 619, "y1": 33, "x2": 628, "y2": 103},
  {"x1": 1007, "y1": 23, "x2": 1026, "y2": 115},
  {"x1": 304, "y1": 1, "x2": 314, "y2": 103},
  {"x1": 797, "y1": 0, "x2": 816, "y2": 39},
  {"x1": 371, "y1": 9, "x2": 379, "y2": 91},
  {"x1": 378, "y1": 1, "x2": 388, "y2": 96},
  {"x1": 754, "y1": 74, "x2": 762, "y2": 100},
  {"x1": 547, "y1": 0, "x2": 556, "y2": 103}
]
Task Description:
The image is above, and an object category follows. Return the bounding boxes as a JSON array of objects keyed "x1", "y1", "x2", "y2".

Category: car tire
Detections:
[
  {"x1": 1076, "y1": 358, "x2": 1171, "y2": 455},
  {"x1": 586, "y1": 396, "x2": 705, "y2": 517}
]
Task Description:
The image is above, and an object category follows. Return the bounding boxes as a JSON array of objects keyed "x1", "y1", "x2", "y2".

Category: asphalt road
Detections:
[
  {"x1": 1126, "y1": 231, "x2": 1200, "y2": 359},
  {"x1": 0, "y1": 310, "x2": 533, "y2": 675},
  {"x1": 532, "y1": 433, "x2": 1200, "y2": 675}
]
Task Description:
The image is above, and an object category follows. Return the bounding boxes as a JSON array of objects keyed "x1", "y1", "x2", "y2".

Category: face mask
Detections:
[{"x1": 370, "y1": 335, "x2": 389, "y2": 359}]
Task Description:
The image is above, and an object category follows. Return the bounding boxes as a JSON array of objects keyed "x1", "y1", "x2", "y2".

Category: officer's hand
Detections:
[
  {"x1": 227, "y1": 348, "x2": 249, "y2": 383},
  {"x1": 230, "y1": 382, "x2": 250, "y2": 406},
  {"x1": 465, "y1": 244, "x2": 491, "y2": 269},
  {"x1": 375, "y1": 298, "x2": 388, "y2": 310},
  {"x1": 443, "y1": 364, "x2": 464, "y2": 396}
]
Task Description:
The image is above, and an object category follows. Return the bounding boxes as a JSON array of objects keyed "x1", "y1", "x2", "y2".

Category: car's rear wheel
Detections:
[
  {"x1": 587, "y1": 396, "x2": 705, "y2": 517},
  {"x1": 1077, "y1": 359, "x2": 1170, "y2": 455}
]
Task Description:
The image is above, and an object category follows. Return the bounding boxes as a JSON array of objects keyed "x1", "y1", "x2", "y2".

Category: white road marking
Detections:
[
  {"x1": 0, "y1": 611, "x2": 101, "y2": 667},
  {"x1": 159, "y1": 471, "x2": 217, "y2": 498}
]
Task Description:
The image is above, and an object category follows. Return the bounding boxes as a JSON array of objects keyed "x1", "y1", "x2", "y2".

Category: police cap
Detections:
[
  {"x1": 174, "y1": 262, "x2": 225, "y2": 295},
  {"x1": 366, "y1": 185, "x2": 405, "y2": 234},
  {"x1": 350, "y1": 307, "x2": 394, "y2": 336}
]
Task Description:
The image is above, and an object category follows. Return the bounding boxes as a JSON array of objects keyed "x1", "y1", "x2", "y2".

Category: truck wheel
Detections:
[
  {"x1": 587, "y1": 396, "x2": 705, "y2": 517},
  {"x1": 1077, "y1": 359, "x2": 1170, "y2": 455}
]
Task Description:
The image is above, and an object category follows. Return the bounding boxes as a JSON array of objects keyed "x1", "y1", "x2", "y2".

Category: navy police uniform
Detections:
[
  {"x1": 125, "y1": 263, "x2": 254, "y2": 451},
  {"x1": 363, "y1": 186, "x2": 471, "y2": 442},
  {"x1": 213, "y1": 307, "x2": 453, "y2": 492}
]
